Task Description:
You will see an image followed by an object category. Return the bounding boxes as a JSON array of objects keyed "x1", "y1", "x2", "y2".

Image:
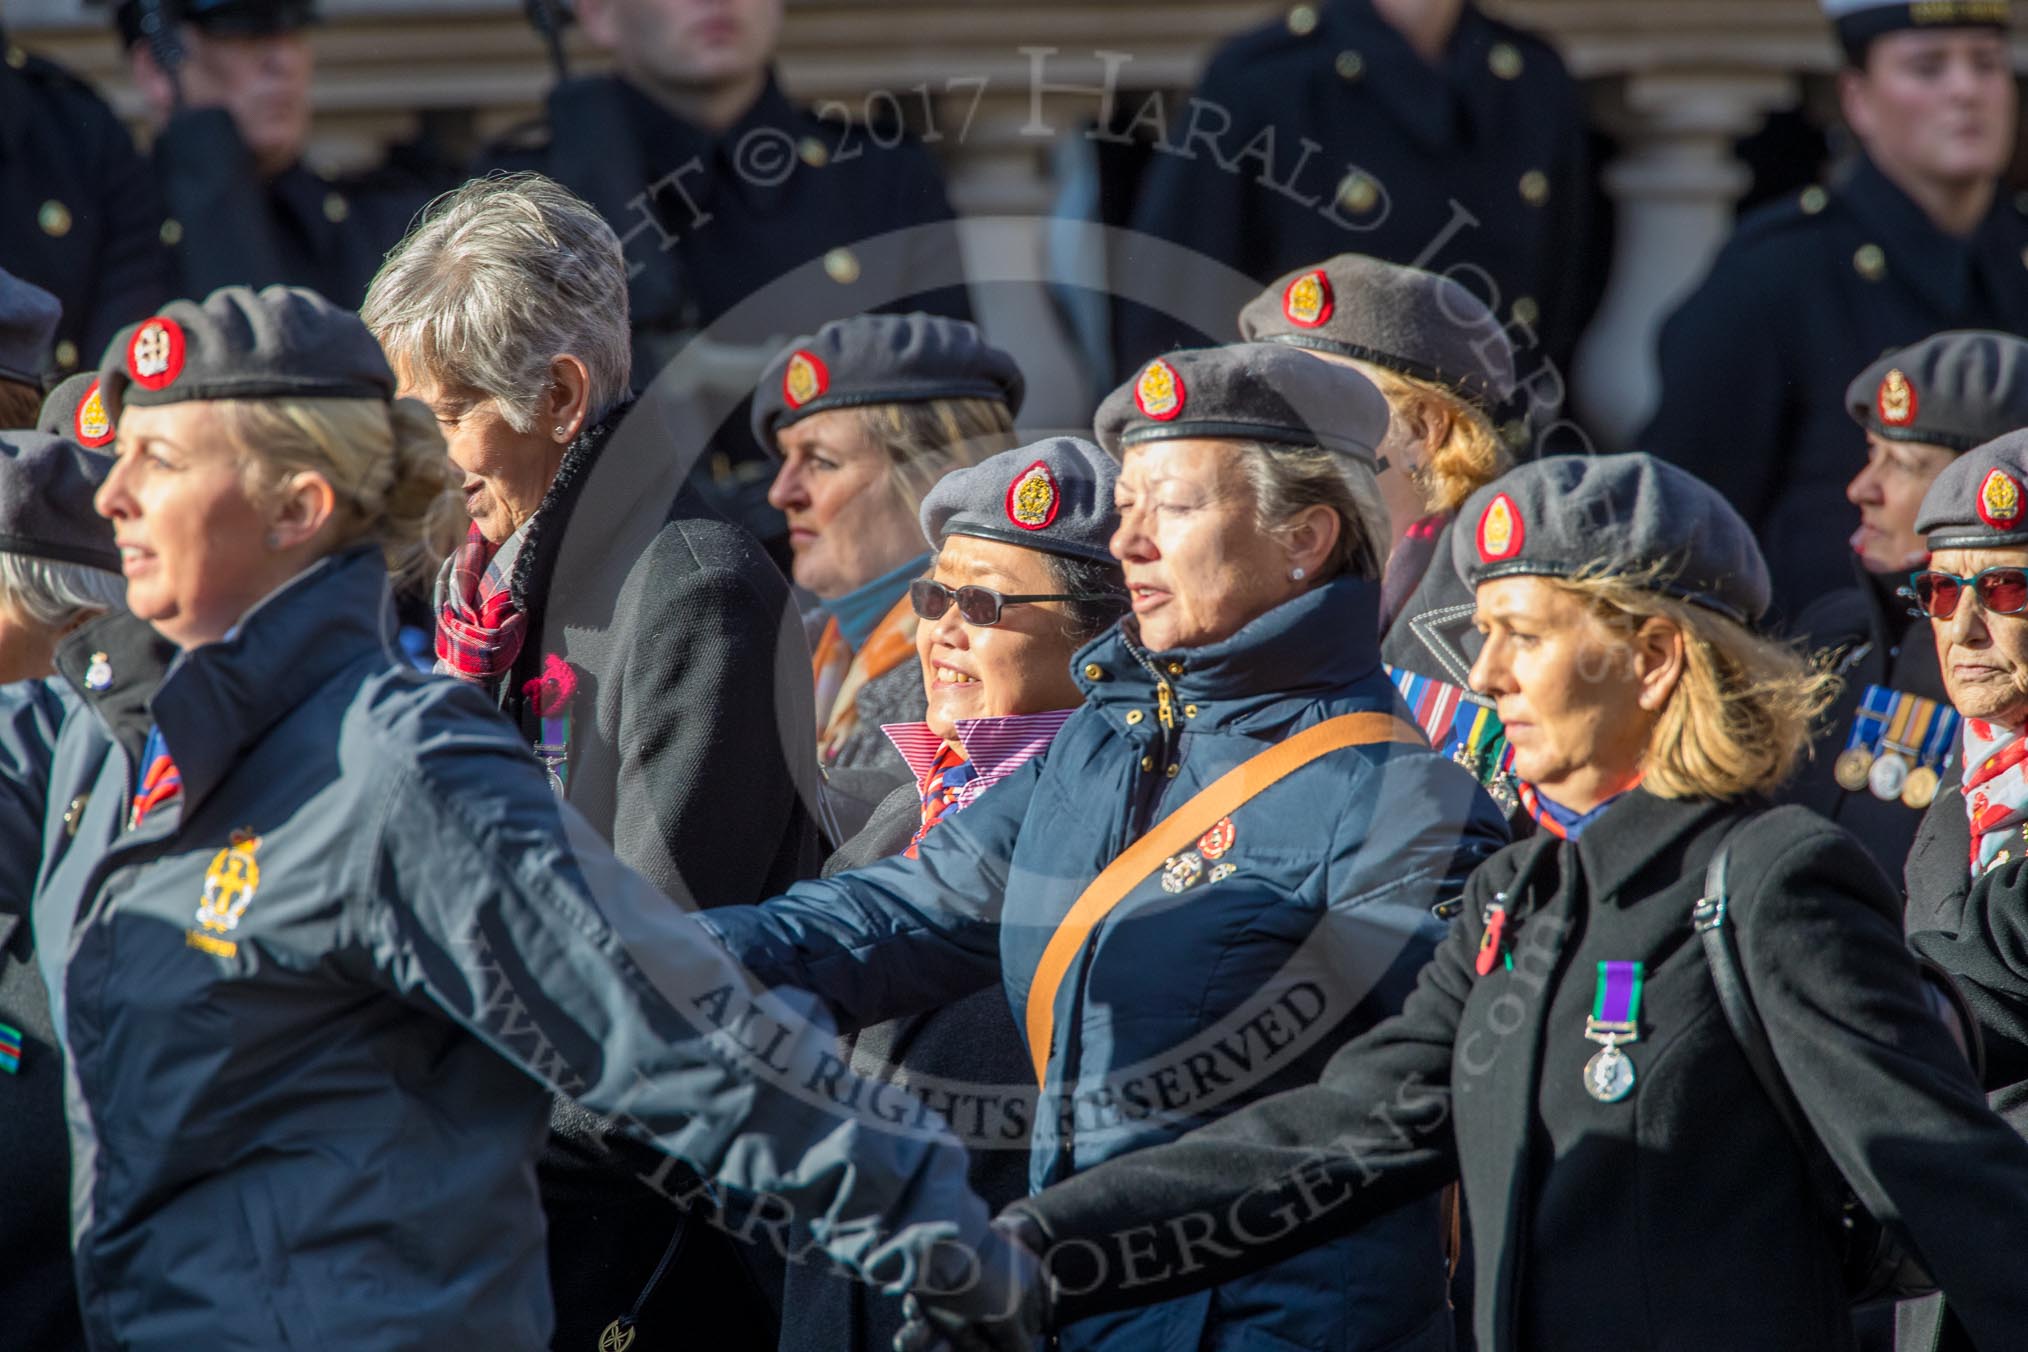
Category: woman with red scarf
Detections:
[{"x1": 912, "y1": 452, "x2": 2028, "y2": 1352}]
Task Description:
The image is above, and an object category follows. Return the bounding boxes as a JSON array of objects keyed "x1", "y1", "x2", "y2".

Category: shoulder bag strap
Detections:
[{"x1": 1023, "y1": 710, "x2": 1425, "y2": 1086}]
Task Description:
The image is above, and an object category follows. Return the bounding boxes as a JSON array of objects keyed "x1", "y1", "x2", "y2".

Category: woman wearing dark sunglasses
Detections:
[
  {"x1": 703, "y1": 345, "x2": 1509, "y2": 1352},
  {"x1": 779, "y1": 437, "x2": 1126, "y2": 1352},
  {"x1": 1904, "y1": 431, "x2": 2028, "y2": 1350}
]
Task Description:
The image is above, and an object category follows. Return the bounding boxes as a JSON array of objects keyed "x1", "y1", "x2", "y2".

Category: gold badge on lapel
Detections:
[{"x1": 195, "y1": 830, "x2": 262, "y2": 934}]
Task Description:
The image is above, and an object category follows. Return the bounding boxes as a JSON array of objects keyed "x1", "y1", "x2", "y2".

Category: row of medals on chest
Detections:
[{"x1": 1835, "y1": 737, "x2": 1943, "y2": 809}]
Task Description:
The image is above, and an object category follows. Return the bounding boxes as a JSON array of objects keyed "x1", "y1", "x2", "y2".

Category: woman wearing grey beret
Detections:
[
  {"x1": 755, "y1": 311, "x2": 1026, "y2": 833},
  {"x1": 706, "y1": 343, "x2": 1509, "y2": 1352},
  {"x1": 0, "y1": 429, "x2": 125, "y2": 1352},
  {"x1": 1242, "y1": 253, "x2": 1521, "y2": 806},
  {"x1": 782, "y1": 436, "x2": 1128, "y2": 1352},
  {"x1": 16, "y1": 283, "x2": 1009, "y2": 1351},
  {"x1": 930, "y1": 452, "x2": 2028, "y2": 1352}
]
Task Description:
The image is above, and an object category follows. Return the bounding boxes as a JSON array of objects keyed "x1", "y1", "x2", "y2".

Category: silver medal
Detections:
[{"x1": 1584, "y1": 1044, "x2": 1637, "y2": 1102}]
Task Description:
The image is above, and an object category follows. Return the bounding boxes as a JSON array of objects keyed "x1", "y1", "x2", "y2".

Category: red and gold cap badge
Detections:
[
  {"x1": 125, "y1": 316, "x2": 185, "y2": 392},
  {"x1": 1282, "y1": 270, "x2": 1334, "y2": 328},
  {"x1": 1476, "y1": 492, "x2": 1525, "y2": 562},
  {"x1": 1877, "y1": 368, "x2": 1917, "y2": 428},
  {"x1": 1005, "y1": 460, "x2": 1062, "y2": 531},
  {"x1": 73, "y1": 380, "x2": 114, "y2": 448},
  {"x1": 783, "y1": 349, "x2": 829, "y2": 410},
  {"x1": 1133, "y1": 358, "x2": 1185, "y2": 421},
  {"x1": 1978, "y1": 468, "x2": 2024, "y2": 531}
]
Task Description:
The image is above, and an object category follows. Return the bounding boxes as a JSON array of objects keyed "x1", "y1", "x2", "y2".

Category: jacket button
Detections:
[
  {"x1": 1083, "y1": 663, "x2": 1105, "y2": 680},
  {"x1": 1140, "y1": 756, "x2": 1155, "y2": 772},
  {"x1": 1166, "y1": 661, "x2": 1185, "y2": 677},
  {"x1": 160, "y1": 218, "x2": 183, "y2": 247},
  {"x1": 38, "y1": 200, "x2": 71, "y2": 238},
  {"x1": 1125, "y1": 709, "x2": 1144, "y2": 725},
  {"x1": 1166, "y1": 764, "x2": 1180, "y2": 778},
  {"x1": 1335, "y1": 49, "x2": 1363, "y2": 81},
  {"x1": 1184, "y1": 704, "x2": 1199, "y2": 718},
  {"x1": 54, "y1": 340, "x2": 78, "y2": 369}
]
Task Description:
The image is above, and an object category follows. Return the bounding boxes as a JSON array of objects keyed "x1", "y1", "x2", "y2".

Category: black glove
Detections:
[{"x1": 892, "y1": 1211, "x2": 1051, "y2": 1352}]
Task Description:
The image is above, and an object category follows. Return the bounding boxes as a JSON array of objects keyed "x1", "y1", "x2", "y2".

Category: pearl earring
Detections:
[{"x1": 1289, "y1": 566, "x2": 1307, "y2": 582}]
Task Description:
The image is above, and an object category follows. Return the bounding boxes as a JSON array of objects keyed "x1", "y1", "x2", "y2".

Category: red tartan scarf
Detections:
[
  {"x1": 434, "y1": 522, "x2": 527, "y2": 685},
  {"x1": 1963, "y1": 718, "x2": 2028, "y2": 878}
]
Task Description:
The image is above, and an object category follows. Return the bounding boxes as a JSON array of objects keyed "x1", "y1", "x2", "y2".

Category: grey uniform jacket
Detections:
[{"x1": 20, "y1": 547, "x2": 985, "y2": 1352}]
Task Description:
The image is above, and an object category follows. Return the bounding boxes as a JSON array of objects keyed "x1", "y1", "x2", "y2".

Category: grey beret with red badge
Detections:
[
  {"x1": 751, "y1": 312, "x2": 1026, "y2": 448},
  {"x1": 1917, "y1": 429, "x2": 2028, "y2": 550}
]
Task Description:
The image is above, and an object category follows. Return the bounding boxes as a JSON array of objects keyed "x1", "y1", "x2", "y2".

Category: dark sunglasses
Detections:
[
  {"x1": 909, "y1": 578, "x2": 1112, "y2": 627},
  {"x1": 1906, "y1": 567, "x2": 2028, "y2": 620}
]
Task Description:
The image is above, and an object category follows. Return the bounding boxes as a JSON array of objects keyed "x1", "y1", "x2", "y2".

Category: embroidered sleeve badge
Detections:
[
  {"x1": 126, "y1": 317, "x2": 186, "y2": 391},
  {"x1": 1282, "y1": 271, "x2": 1334, "y2": 328},
  {"x1": 783, "y1": 349, "x2": 829, "y2": 410},
  {"x1": 1979, "y1": 468, "x2": 2024, "y2": 530},
  {"x1": 1476, "y1": 492, "x2": 1525, "y2": 562},
  {"x1": 1877, "y1": 368, "x2": 1917, "y2": 427},
  {"x1": 74, "y1": 380, "x2": 114, "y2": 447},
  {"x1": 1006, "y1": 460, "x2": 1062, "y2": 530},
  {"x1": 1134, "y1": 358, "x2": 1185, "y2": 421}
]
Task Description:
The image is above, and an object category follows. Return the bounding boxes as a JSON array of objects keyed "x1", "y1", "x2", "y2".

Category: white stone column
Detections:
[{"x1": 1574, "y1": 70, "x2": 1801, "y2": 451}]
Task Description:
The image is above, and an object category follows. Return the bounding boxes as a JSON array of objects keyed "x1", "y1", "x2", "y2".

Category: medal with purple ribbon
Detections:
[{"x1": 1583, "y1": 960, "x2": 1644, "y2": 1102}]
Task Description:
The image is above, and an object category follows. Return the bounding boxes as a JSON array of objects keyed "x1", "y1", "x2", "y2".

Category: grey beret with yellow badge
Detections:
[
  {"x1": 1916, "y1": 428, "x2": 2028, "y2": 550},
  {"x1": 751, "y1": 312, "x2": 1026, "y2": 448},
  {"x1": 1848, "y1": 330, "x2": 2028, "y2": 452},
  {"x1": 40, "y1": 372, "x2": 117, "y2": 449},
  {"x1": 96, "y1": 284, "x2": 395, "y2": 421},
  {"x1": 1824, "y1": 0, "x2": 2010, "y2": 63},
  {"x1": 1452, "y1": 452, "x2": 1771, "y2": 626},
  {"x1": 1237, "y1": 253, "x2": 1517, "y2": 413},
  {"x1": 920, "y1": 436, "x2": 1119, "y2": 565},
  {"x1": 0, "y1": 429, "x2": 120, "y2": 573}
]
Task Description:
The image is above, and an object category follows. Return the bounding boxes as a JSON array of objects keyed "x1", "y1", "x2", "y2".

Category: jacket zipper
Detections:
[{"x1": 1054, "y1": 645, "x2": 1183, "y2": 1186}]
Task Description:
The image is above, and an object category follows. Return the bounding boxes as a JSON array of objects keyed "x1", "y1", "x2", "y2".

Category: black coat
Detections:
[
  {"x1": 1905, "y1": 787, "x2": 2028, "y2": 1352},
  {"x1": 777, "y1": 782, "x2": 1034, "y2": 1352},
  {"x1": 1113, "y1": 0, "x2": 1601, "y2": 414},
  {"x1": 0, "y1": 39, "x2": 172, "y2": 375},
  {"x1": 497, "y1": 403, "x2": 823, "y2": 1352},
  {"x1": 1786, "y1": 564, "x2": 1947, "y2": 883},
  {"x1": 475, "y1": 73, "x2": 970, "y2": 548},
  {"x1": 151, "y1": 107, "x2": 455, "y2": 311},
  {"x1": 1013, "y1": 791, "x2": 2028, "y2": 1352},
  {"x1": 1644, "y1": 154, "x2": 2028, "y2": 619}
]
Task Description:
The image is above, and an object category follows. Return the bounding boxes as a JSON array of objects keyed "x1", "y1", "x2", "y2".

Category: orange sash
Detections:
[
  {"x1": 1023, "y1": 711, "x2": 1425, "y2": 1085},
  {"x1": 813, "y1": 593, "x2": 919, "y2": 764}
]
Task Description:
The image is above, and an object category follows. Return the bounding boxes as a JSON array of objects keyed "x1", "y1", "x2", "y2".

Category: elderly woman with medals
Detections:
[
  {"x1": 916, "y1": 452, "x2": 2028, "y2": 1352},
  {"x1": 1903, "y1": 430, "x2": 2028, "y2": 1350},
  {"x1": 1240, "y1": 254, "x2": 1521, "y2": 812},
  {"x1": 1789, "y1": 331, "x2": 2028, "y2": 882},
  {"x1": 705, "y1": 344, "x2": 1509, "y2": 1352},
  {"x1": 756, "y1": 313, "x2": 1025, "y2": 835}
]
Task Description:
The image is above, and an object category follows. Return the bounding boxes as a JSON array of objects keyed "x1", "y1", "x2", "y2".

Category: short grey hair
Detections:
[
  {"x1": 363, "y1": 172, "x2": 632, "y2": 432},
  {"x1": 0, "y1": 554, "x2": 125, "y2": 628},
  {"x1": 1240, "y1": 442, "x2": 1389, "y2": 583}
]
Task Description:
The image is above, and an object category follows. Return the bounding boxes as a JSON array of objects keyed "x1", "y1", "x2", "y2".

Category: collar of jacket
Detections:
[
  {"x1": 507, "y1": 398, "x2": 635, "y2": 620},
  {"x1": 615, "y1": 68, "x2": 803, "y2": 214},
  {"x1": 1838, "y1": 152, "x2": 2019, "y2": 317},
  {"x1": 126, "y1": 546, "x2": 392, "y2": 823},
  {"x1": 1551, "y1": 788, "x2": 1746, "y2": 911},
  {"x1": 53, "y1": 609, "x2": 181, "y2": 764},
  {"x1": 1071, "y1": 575, "x2": 1385, "y2": 734},
  {"x1": 1325, "y1": 0, "x2": 1499, "y2": 153},
  {"x1": 883, "y1": 709, "x2": 1075, "y2": 787}
]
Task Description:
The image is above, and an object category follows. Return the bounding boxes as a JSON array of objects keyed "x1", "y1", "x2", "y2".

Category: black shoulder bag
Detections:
[{"x1": 1692, "y1": 841, "x2": 1984, "y2": 1306}]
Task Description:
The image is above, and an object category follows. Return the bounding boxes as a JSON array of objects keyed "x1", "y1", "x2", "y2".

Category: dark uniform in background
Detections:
[
  {"x1": 0, "y1": 30, "x2": 172, "y2": 377},
  {"x1": 1643, "y1": 0, "x2": 2028, "y2": 619},
  {"x1": 1112, "y1": 0, "x2": 1601, "y2": 431},
  {"x1": 114, "y1": 0, "x2": 457, "y2": 310},
  {"x1": 1789, "y1": 332, "x2": 2028, "y2": 883},
  {"x1": 476, "y1": 71, "x2": 972, "y2": 550}
]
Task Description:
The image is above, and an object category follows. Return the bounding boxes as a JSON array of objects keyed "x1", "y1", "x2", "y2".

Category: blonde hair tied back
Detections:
[
  {"x1": 218, "y1": 395, "x2": 458, "y2": 589},
  {"x1": 1552, "y1": 565, "x2": 1838, "y2": 802},
  {"x1": 1364, "y1": 365, "x2": 1511, "y2": 516}
]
